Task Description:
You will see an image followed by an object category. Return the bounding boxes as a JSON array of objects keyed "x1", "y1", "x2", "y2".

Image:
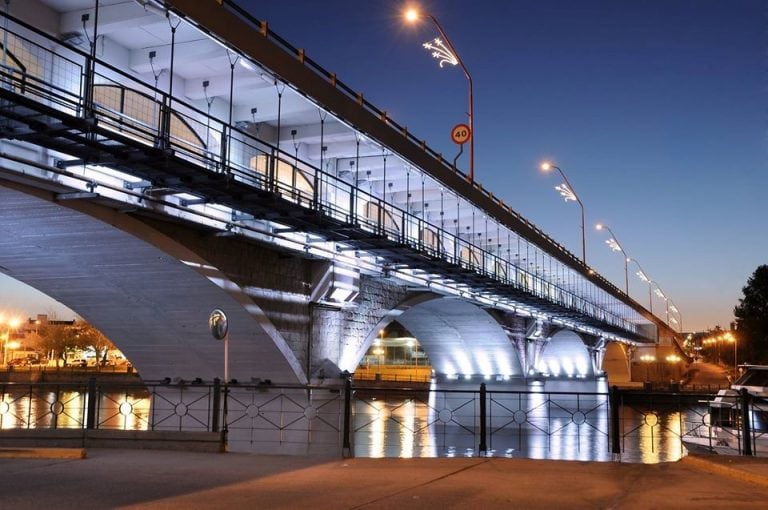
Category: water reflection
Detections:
[
  {"x1": 0, "y1": 389, "x2": 150, "y2": 431},
  {"x1": 353, "y1": 382, "x2": 706, "y2": 463}
]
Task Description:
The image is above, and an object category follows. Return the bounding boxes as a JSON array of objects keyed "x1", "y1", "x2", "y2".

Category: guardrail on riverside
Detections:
[{"x1": 0, "y1": 379, "x2": 764, "y2": 461}]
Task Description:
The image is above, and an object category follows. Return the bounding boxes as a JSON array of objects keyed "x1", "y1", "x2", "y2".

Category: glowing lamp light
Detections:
[
  {"x1": 540, "y1": 162, "x2": 552, "y2": 171},
  {"x1": 404, "y1": 8, "x2": 419, "y2": 23},
  {"x1": 606, "y1": 238, "x2": 622, "y2": 252},
  {"x1": 554, "y1": 183, "x2": 577, "y2": 202}
]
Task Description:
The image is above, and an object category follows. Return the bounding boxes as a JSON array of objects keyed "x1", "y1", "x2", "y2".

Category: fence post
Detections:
[
  {"x1": 342, "y1": 376, "x2": 352, "y2": 457},
  {"x1": 740, "y1": 388, "x2": 753, "y2": 456},
  {"x1": 211, "y1": 378, "x2": 221, "y2": 433},
  {"x1": 610, "y1": 385, "x2": 621, "y2": 459},
  {"x1": 479, "y1": 382, "x2": 487, "y2": 456},
  {"x1": 85, "y1": 378, "x2": 97, "y2": 430}
]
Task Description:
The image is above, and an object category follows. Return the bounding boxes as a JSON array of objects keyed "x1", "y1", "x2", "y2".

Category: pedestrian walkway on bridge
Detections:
[{"x1": 1, "y1": 448, "x2": 767, "y2": 508}]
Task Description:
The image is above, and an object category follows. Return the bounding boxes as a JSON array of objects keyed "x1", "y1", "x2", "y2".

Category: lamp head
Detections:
[
  {"x1": 595, "y1": 223, "x2": 604, "y2": 231},
  {"x1": 540, "y1": 162, "x2": 552, "y2": 171},
  {"x1": 404, "y1": 7, "x2": 420, "y2": 23}
]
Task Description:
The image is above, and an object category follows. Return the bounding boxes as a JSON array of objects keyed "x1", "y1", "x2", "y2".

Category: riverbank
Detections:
[
  {"x1": 1, "y1": 448, "x2": 767, "y2": 508},
  {"x1": 0, "y1": 368, "x2": 140, "y2": 383}
]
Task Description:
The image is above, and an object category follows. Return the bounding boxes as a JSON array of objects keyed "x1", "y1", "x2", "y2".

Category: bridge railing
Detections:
[{"x1": 0, "y1": 13, "x2": 642, "y2": 336}]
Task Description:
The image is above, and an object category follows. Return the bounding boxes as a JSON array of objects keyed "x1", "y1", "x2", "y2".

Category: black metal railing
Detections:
[
  {"x1": 2, "y1": 379, "x2": 764, "y2": 460},
  {"x1": 0, "y1": 12, "x2": 646, "y2": 337}
]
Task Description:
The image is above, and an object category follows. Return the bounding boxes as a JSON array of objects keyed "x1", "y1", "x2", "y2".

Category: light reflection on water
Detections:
[
  {"x1": 353, "y1": 380, "x2": 703, "y2": 464},
  {"x1": 0, "y1": 390, "x2": 150, "y2": 431}
]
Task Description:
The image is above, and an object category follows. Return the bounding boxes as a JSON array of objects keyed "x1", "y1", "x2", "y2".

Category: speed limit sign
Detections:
[{"x1": 451, "y1": 123, "x2": 471, "y2": 145}]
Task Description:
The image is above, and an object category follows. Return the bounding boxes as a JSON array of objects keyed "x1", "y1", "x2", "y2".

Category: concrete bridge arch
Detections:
[
  {"x1": 0, "y1": 182, "x2": 305, "y2": 383},
  {"x1": 337, "y1": 293, "x2": 523, "y2": 379},
  {"x1": 536, "y1": 329, "x2": 594, "y2": 378}
]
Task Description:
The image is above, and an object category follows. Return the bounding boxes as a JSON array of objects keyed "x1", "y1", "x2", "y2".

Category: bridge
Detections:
[{"x1": 0, "y1": 0, "x2": 682, "y2": 389}]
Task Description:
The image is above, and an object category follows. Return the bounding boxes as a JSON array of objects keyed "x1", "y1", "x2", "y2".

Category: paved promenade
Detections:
[{"x1": 2, "y1": 448, "x2": 768, "y2": 509}]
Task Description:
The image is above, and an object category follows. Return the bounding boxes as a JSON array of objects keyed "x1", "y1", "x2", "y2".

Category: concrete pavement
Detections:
[{"x1": 1, "y1": 448, "x2": 768, "y2": 509}]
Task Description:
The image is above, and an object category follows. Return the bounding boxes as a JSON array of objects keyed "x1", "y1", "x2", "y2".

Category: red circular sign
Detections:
[{"x1": 451, "y1": 123, "x2": 471, "y2": 145}]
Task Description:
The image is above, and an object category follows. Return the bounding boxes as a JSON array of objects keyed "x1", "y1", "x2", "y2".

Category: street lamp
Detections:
[
  {"x1": 652, "y1": 285, "x2": 670, "y2": 325},
  {"x1": 629, "y1": 258, "x2": 655, "y2": 315},
  {"x1": 668, "y1": 299, "x2": 683, "y2": 333},
  {"x1": 640, "y1": 354, "x2": 656, "y2": 383},
  {"x1": 595, "y1": 223, "x2": 629, "y2": 294},
  {"x1": 405, "y1": 7, "x2": 475, "y2": 183},
  {"x1": 1, "y1": 316, "x2": 21, "y2": 366},
  {"x1": 541, "y1": 162, "x2": 586, "y2": 263}
]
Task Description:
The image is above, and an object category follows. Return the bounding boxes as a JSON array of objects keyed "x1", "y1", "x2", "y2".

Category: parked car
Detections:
[
  {"x1": 67, "y1": 358, "x2": 88, "y2": 368},
  {"x1": 8, "y1": 358, "x2": 29, "y2": 367}
]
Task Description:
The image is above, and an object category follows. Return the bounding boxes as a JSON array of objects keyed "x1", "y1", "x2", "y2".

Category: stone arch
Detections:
[
  {"x1": 340, "y1": 294, "x2": 523, "y2": 378},
  {"x1": 0, "y1": 182, "x2": 305, "y2": 383},
  {"x1": 603, "y1": 342, "x2": 632, "y2": 383},
  {"x1": 537, "y1": 329, "x2": 593, "y2": 377}
]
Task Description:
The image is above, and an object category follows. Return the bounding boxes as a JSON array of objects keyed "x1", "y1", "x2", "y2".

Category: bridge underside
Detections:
[
  {"x1": 389, "y1": 297, "x2": 523, "y2": 379},
  {"x1": 0, "y1": 182, "x2": 304, "y2": 383}
]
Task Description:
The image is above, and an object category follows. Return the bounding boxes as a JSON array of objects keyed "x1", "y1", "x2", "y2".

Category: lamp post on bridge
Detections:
[
  {"x1": 668, "y1": 299, "x2": 682, "y2": 333},
  {"x1": 629, "y1": 258, "x2": 655, "y2": 315},
  {"x1": 405, "y1": 7, "x2": 475, "y2": 183},
  {"x1": 541, "y1": 162, "x2": 586, "y2": 264},
  {"x1": 595, "y1": 223, "x2": 629, "y2": 295}
]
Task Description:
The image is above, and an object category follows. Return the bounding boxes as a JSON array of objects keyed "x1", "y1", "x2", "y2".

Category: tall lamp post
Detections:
[
  {"x1": 1, "y1": 316, "x2": 21, "y2": 366},
  {"x1": 405, "y1": 7, "x2": 475, "y2": 183},
  {"x1": 668, "y1": 299, "x2": 683, "y2": 333},
  {"x1": 541, "y1": 162, "x2": 586, "y2": 263},
  {"x1": 629, "y1": 258, "x2": 654, "y2": 314},
  {"x1": 595, "y1": 223, "x2": 629, "y2": 294}
]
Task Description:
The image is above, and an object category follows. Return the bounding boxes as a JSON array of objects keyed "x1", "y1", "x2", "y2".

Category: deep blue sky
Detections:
[
  {"x1": 2, "y1": 0, "x2": 764, "y2": 332},
  {"x1": 239, "y1": 0, "x2": 766, "y2": 331}
]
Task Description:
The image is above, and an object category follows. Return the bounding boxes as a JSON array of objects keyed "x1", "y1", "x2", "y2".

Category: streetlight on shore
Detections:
[
  {"x1": 405, "y1": 6, "x2": 475, "y2": 183},
  {"x1": 595, "y1": 223, "x2": 629, "y2": 294},
  {"x1": 541, "y1": 162, "x2": 586, "y2": 263},
  {"x1": 1, "y1": 316, "x2": 21, "y2": 366}
]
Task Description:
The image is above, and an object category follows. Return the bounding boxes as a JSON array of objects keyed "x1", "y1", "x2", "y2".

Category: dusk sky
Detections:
[{"x1": 2, "y1": 0, "x2": 764, "y2": 332}]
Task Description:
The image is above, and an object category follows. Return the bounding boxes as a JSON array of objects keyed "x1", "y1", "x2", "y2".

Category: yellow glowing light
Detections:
[
  {"x1": 404, "y1": 8, "x2": 419, "y2": 23},
  {"x1": 540, "y1": 162, "x2": 552, "y2": 171},
  {"x1": 595, "y1": 224, "x2": 604, "y2": 230},
  {"x1": 6, "y1": 340, "x2": 21, "y2": 350}
]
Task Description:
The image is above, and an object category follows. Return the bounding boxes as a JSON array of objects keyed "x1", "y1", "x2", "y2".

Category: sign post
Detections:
[
  {"x1": 451, "y1": 123, "x2": 471, "y2": 145},
  {"x1": 451, "y1": 123, "x2": 471, "y2": 170},
  {"x1": 209, "y1": 308, "x2": 229, "y2": 450},
  {"x1": 208, "y1": 309, "x2": 229, "y2": 382}
]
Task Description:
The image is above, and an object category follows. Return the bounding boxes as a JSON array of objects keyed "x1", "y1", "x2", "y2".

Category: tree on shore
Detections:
[
  {"x1": 37, "y1": 319, "x2": 116, "y2": 369},
  {"x1": 734, "y1": 265, "x2": 768, "y2": 364}
]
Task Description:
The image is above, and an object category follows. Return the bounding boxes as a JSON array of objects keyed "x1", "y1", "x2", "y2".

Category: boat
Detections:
[{"x1": 683, "y1": 365, "x2": 768, "y2": 456}]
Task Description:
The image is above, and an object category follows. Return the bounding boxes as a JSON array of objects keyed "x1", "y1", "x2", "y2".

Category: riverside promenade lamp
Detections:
[
  {"x1": 595, "y1": 223, "x2": 629, "y2": 294},
  {"x1": 405, "y1": 7, "x2": 475, "y2": 183},
  {"x1": 1, "y1": 316, "x2": 21, "y2": 366},
  {"x1": 541, "y1": 162, "x2": 586, "y2": 263}
]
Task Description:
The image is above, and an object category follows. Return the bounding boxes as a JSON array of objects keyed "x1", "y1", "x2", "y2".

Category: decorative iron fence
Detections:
[{"x1": 1, "y1": 379, "x2": 765, "y2": 460}]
